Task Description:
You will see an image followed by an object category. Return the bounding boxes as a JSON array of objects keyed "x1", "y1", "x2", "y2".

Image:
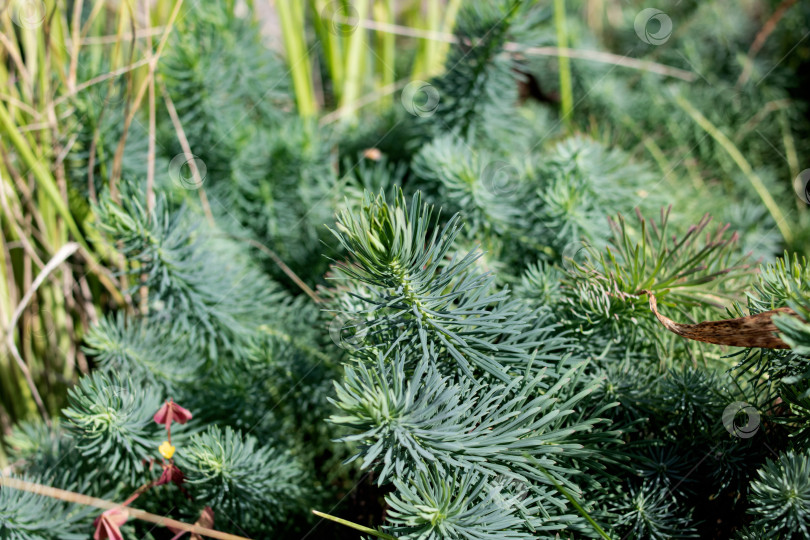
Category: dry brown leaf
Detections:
[
  {"x1": 192, "y1": 507, "x2": 215, "y2": 540},
  {"x1": 168, "y1": 506, "x2": 214, "y2": 540},
  {"x1": 640, "y1": 290, "x2": 799, "y2": 349}
]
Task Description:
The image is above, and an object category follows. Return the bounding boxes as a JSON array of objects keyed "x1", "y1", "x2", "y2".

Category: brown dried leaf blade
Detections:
[{"x1": 641, "y1": 290, "x2": 798, "y2": 349}]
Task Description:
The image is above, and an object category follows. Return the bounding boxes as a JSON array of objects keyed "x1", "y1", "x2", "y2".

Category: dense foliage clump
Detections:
[{"x1": 2, "y1": 0, "x2": 810, "y2": 538}]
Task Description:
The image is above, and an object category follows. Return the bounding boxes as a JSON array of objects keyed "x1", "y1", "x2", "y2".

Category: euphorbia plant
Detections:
[{"x1": 92, "y1": 399, "x2": 193, "y2": 540}]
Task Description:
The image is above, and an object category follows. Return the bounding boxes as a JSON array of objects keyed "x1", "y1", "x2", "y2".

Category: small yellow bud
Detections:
[{"x1": 159, "y1": 441, "x2": 176, "y2": 460}]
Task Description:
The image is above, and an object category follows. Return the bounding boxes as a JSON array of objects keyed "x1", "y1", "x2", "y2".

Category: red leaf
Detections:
[
  {"x1": 153, "y1": 400, "x2": 193, "y2": 429},
  {"x1": 156, "y1": 463, "x2": 185, "y2": 486}
]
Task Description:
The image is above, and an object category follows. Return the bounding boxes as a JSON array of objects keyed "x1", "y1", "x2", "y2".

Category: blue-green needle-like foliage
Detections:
[
  {"x1": 331, "y1": 191, "x2": 524, "y2": 380},
  {"x1": 328, "y1": 189, "x2": 622, "y2": 536},
  {"x1": 94, "y1": 186, "x2": 290, "y2": 360},
  {"x1": 748, "y1": 451, "x2": 810, "y2": 538},
  {"x1": 63, "y1": 372, "x2": 164, "y2": 484},
  {"x1": 178, "y1": 426, "x2": 304, "y2": 525},
  {"x1": 610, "y1": 482, "x2": 698, "y2": 539},
  {"x1": 385, "y1": 468, "x2": 532, "y2": 540},
  {"x1": 83, "y1": 313, "x2": 202, "y2": 391},
  {"x1": 332, "y1": 348, "x2": 605, "y2": 487},
  {"x1": 0, "y1": 477, "x2": 90, "y2": 540},
  {"x1": 5, "y1": 0, "x2": 810, "y2": 538}
]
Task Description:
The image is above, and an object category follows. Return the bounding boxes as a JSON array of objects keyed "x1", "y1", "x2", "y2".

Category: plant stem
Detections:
[
  {"x1": 535, "y1": 462, "x2": 612, "y2": 540},
  {"x1": 0, "y1": 102, "x2": 86, "y2": 251},
  {"x1": 276, "y1": 0, "x2": 318, "y2": 117},
  {"x1": 674, "y1": 93, "x2": 793, "y2": 245},
  {"x1": 373, "y1": 0, "x2": 395, "y2": 110},
  {"x1": 0, "y1": 476, "x2": 254, "y2": 540},
  {"x1": 311, "y1": 510, "x2": 397, "y2": 540},
  {"x1": 339, "y1": 0, "x2": 369, "y2": 122},
  {"x1": 554, "y1": 0, "x2": 574, "y2": 129},
  {"x1": 309, "y1": 0, "x2": 344, "y2": 103}
]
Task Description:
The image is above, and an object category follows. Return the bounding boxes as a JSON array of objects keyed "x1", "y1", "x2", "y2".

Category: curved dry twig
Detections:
[
  {"x1": 0, "y1": 476, "x2": 252, "y2": 540},
  {"x1": 5, "y1": 243, "x2": 81, "y2": 424}
]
